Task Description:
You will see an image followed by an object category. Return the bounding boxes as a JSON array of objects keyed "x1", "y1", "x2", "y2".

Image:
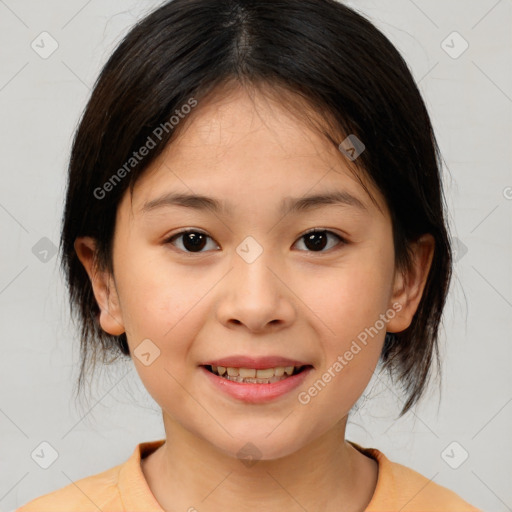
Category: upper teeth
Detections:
[{"x1": 211, "y1": 366, "x2": 298, "y2": 378}]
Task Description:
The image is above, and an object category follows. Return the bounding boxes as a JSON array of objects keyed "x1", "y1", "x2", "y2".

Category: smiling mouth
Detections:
[{"x1": 202, "y1": 364, "x2": 312, "y2": 384}]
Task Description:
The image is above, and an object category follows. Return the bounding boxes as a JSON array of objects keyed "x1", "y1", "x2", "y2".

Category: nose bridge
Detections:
[
  {"x1": 232, "y1": 237, "x2": 280, "y2": 301},
  {"x1": 216, "y1": 236, "x2": 295, "y2": 330}
]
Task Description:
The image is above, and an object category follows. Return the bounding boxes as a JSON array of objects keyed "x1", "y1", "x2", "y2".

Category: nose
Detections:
[{"x1": 216, "y1": 249, "x2": 296, "y2": 333}]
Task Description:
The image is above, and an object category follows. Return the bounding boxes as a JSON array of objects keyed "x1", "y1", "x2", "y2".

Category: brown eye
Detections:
[
  {"x1": 166, "y1": 230, "x2": 219, "y2": 253},
  {"x1": 166, "y1": 229, "x2": 346, "y2": 254},
  {"x1": 295, "y1": 230, "x2": 345, "y2": 252}
]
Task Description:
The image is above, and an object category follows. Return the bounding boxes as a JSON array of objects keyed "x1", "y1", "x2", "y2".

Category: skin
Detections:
[{"x1": 75, "y1": 83, "x2": 434, "y2": 512}]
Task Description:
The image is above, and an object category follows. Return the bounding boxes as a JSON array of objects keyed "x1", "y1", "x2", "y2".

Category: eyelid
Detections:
[
  {"x1": 301, "y1": 227, "x2": 347, "y2": 241},
  {"x1": 164, "y1": 228, "x2": 219, "y2": 250}
]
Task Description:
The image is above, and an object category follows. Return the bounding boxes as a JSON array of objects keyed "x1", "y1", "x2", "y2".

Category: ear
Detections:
[
  {"x1": 74, "y1": 236, "x2": 125, "y2": 336},
  {"x1": 386, "y1": 234, "x2": 435, "y2": 333}
]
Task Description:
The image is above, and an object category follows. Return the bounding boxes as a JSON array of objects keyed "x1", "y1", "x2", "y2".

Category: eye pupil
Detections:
[
  {"x1": 304, "y1": 231, "x2": 328, "y2": 251},
  {"x1": 183, "y1": 232, "x2": 207, "y2": 252}
]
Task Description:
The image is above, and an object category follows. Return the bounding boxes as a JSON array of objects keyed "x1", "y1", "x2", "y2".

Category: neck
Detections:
[{"x1": 141, "y1": 414, "x2": 378, "y2": 512}]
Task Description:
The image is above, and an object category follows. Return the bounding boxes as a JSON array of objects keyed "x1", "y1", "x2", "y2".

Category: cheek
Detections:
[
  {"x1": 116, "y1": 247, "x2": 202, "y2": 333},
  {"x1": 117, "y1": 258, "x2": 206, "y2": 405},
  {"x1": 299, "y1": 259, "x2": 392, "y2": 339},
  {"x1": 296, "y1": 261, "x2": 390, "y2": 394}
]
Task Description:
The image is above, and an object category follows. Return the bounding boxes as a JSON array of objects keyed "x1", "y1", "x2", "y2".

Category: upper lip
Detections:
[{"x1": 201, "y1": 356, "x2": 312, "y2": 369}]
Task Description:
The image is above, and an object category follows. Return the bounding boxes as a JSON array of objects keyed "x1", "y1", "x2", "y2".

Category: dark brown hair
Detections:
[{"x1": 60, "y1": 0, "x2": 452, "y2": 417}]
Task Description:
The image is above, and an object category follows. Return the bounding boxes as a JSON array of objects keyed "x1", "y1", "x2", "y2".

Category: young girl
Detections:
[{"x1": 17, "y1": 0, "x2": 481, "y2": 510}]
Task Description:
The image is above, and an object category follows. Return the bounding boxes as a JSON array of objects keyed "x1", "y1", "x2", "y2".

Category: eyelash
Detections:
[{"x1": 164, "y1": 228, "x2": 347, "y2": 254}]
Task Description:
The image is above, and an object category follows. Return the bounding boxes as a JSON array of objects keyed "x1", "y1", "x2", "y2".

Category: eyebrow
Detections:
[{"x1": 141, "y1": 190, "x2": 368, "y2": 216}]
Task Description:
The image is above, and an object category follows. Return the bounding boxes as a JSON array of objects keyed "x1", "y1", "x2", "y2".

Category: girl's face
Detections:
[{"x1": 79, "y1": 84, "x2": 430, "y2": 461}]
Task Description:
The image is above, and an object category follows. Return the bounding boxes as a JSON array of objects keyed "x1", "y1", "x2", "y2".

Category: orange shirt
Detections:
[{"x1": 16, "y1": 439, "x2": 481, "y2": 511}]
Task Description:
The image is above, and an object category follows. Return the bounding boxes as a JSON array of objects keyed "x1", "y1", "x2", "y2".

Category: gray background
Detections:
[{"x1": 1, "y1": 0, "x2": 511, "y2": 510}]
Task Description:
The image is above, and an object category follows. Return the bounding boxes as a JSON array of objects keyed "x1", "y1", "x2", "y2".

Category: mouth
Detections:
[{"x1": 201, "y1": 364, "x2": 312, "y2": 384}]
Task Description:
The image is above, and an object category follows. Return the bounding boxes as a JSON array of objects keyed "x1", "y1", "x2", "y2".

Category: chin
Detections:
[{"x1": 210, "y1": 431, "x2": 306, "y2": 463}]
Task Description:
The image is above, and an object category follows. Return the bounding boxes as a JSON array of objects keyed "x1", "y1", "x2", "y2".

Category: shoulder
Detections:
[
  {"x1": 15, "y1": 463, "x2": 123, "y2": 512},
  {"x1": 349, "y1": 442, "x2": 482, "y2": 512},
  {"x1": 382, "y1": 457, "x2": 481, "y2": 511}
]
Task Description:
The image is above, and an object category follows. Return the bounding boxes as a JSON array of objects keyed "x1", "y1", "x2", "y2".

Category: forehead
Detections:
[{"x1": 127, "y1": 84, "x2": 387, "y2": 218}]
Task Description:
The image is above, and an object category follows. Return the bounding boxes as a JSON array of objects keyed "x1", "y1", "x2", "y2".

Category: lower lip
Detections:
[{"x1": 200, "y1": 366, "x2": 313, "y2": 403}]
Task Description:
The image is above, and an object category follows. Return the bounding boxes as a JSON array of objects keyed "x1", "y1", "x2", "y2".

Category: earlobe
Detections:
[
  {"x1": 386, "y1": 234, "x2": 435, "y2": 334},
  {"x1": 74, "y1": 237, "x2": 125, "y2": 336}
]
